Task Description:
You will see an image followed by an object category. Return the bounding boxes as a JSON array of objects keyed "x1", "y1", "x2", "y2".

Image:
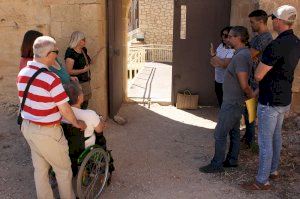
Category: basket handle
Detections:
[{"x1": 183, "y1": 90, "x2": 192, "y2": 95}]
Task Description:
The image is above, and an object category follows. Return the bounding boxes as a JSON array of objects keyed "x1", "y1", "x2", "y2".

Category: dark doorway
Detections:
[{"x1": 172, "y1": 0, "x2": 231, "y2": 106}]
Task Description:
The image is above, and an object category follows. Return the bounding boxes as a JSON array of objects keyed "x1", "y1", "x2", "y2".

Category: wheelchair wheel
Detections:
[{"x1": 77, "y1": 147, "x2": 109, "y2": 199}]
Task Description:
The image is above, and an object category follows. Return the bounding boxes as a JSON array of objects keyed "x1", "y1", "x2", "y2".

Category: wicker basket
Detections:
[{"x1": 176, "y1": 90, "x2": 199, "y2": 110}]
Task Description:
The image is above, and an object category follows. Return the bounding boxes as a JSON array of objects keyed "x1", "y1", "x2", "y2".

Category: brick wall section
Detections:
[
  {"x1": 231, "y1": 0, "x2": 300, "y2": 113},
  {"x1": 139, "y1": 0, "x2": 173, "y2": 45},
  {"x1": 0, "y1": 0, "x2": 108, "y2": 116}
]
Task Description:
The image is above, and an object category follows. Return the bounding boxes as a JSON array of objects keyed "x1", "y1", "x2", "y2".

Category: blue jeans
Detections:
[
  {"x1": 211, "y1": 102, "x2": 243, "y2": 168},
  {"x1": 256, "y1": 103, "x2": 290, "y2": 184},
  {"x1": 242, "y1": 106, "x2": 256, "y2": 144}
]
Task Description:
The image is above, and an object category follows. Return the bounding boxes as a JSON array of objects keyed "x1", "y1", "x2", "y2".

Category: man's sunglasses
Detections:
[
  {"x1": 271, "y1": 14, "x2": 277, "y2": 20},
  {"x1": 48, "y1": 50, "x2": 59, "y2": 55},
  {"x1": 222, "y1": 33, "x2": 229, "y2": 38}
]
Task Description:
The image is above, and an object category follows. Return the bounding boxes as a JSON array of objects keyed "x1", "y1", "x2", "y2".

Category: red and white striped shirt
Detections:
[{"x1": 17, "y1": 61, "x2": 69, "y2": 125}]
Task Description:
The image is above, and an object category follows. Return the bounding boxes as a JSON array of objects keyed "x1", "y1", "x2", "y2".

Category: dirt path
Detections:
[{"x1": 0, "y1": 103, "x2": 298, "y2": 198}]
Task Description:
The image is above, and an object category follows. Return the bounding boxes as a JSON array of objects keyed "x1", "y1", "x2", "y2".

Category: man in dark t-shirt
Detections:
[{"x1": 242, "y1": 5, "x2": 300, "y2": 190}]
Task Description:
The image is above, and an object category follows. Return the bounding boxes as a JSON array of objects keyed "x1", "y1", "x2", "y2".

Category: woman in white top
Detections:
[{"x1": 210, "y1": 26, "x2": 235, "y2": 107}]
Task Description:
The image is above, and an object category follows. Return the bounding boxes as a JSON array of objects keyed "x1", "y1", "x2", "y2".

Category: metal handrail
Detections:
[{"x1": 127, "y1": 44, "x2": 172, "y2": 80}]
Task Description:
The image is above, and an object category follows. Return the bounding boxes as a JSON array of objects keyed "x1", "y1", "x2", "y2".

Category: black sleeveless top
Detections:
[{"x1": 65, "y1": 47, "x2": 91, "y2": 83}]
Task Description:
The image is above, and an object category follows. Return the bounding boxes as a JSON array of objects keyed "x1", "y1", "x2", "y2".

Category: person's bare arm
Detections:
[
  {"x1": 253, "y1": 88, "x2": 259, "y2": 98},
  {"x1": 255, "y1": 61, "x2": 272, "y2": 82},
  {"x1": 58, "y1": 102, "x2": 86, "y2": 130},
  {"x1": 65, "y1": 58, "x2": 90, "y2": 75},
  {"x1": 210, "y1": 43, "x2": 216, "y2": 56},
  {"x1": 94, "y1": 116, "x2": 107, "y2": 133},
  {"x1": 94, "y1": 122, "x2": 107, "y2": 133},
  {"x1": 237, "y1": 72, "x2": 255, "y2": 99},
  {"x1": 210, "y1": 57, "x2": 231, "y2": 68}
]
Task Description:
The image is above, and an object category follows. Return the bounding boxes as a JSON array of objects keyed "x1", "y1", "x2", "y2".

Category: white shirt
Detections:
[
  {"x1": 214, "y1": 44, "x2": 234, "y2": 83},
  {"x1": 63, "y1": 107, "x2": 101, "y2": 148}
]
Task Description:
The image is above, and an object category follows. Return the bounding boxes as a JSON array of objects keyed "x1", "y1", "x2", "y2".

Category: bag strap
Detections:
[
  {"x1": 19, "y1": 68, "x2": 48, "y2": 112},
  {"x1": 82, "y1": 49, "x2": 91, "y2": 78}
]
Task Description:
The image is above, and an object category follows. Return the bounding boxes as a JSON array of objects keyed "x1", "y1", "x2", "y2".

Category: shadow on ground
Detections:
[{"x1": 0, "y1": 103, "x2": 298, "y2": 198}]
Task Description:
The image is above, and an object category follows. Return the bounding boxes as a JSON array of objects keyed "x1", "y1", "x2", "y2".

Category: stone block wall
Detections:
[
  {"x1": 231, "y1": 0, "x2": 300, "y2": 113},
  {"x1": 139, "y1": 0, "x2": 173, "y2": 45},
  {"x1": 0, "y1": 0, "x2": 108, "y2": 117}
]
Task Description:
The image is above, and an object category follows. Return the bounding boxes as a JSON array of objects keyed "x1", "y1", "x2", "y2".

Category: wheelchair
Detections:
[{"x1": 61, "y1": 123, "x2": 114, "y2": 199}]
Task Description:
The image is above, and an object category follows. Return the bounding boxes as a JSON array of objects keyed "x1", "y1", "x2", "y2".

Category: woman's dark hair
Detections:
[
  {"x1": 230, "y1": 26, "x2": 249, "y2": 44},
  {"x1": 220, "y1": 26, "x2": 232, "y2": 45},
  {"x1": 63, "y1": 81, "x2": 83, "y2": 105},
  {"x1": 21, "y1": 30, "x2": 43, "y2": 58}
]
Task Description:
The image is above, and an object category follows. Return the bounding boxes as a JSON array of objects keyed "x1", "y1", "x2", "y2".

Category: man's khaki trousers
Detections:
[{"x1": 21, "y1": 120, "x2": 75, "y2": 199}]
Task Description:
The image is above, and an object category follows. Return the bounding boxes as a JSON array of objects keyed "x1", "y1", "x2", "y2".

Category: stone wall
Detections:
[
  {"x1": 0, "y1": 0, "x2": 108, "y2": 117},
  {"x1": 138, "y1": 0, "x2": 173, "y2": 45},
  {"x1": 231, "y1": 0, "x2": 300, "y2": 113}
]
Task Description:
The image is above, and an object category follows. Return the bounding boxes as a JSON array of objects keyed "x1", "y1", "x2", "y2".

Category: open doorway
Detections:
[
  {"x1": 108, "y1": 0, "x2": 231, "y2": 117},
  {"x1": 126, "y1": 0, "x2": 174, "y2": 106}
]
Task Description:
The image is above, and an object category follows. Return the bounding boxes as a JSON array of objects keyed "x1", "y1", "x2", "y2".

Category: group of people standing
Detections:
[
  {"x1": 20, "y1": 31, "x2": 92, "y2": 108},
  {"x1": 200, "y1": 5, "x2": 300, "y2": 191},
  {"x1": 17, "y1": 31, "x2": 106, "y2": 198},
  {"x1": 15, "y1": 3, "x2": 299, "y2": 199}
]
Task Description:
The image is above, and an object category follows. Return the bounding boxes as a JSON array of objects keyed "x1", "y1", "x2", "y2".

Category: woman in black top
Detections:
[{"x1": 65, "y1": 31, "x2": 92, "y2": 109}]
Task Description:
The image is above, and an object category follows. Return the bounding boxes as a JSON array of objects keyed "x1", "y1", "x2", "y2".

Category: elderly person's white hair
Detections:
[
  {"x1": 33, "y1": 36, "x2": 56, "y2": 58},
  {"x1": 68, "y1": 31, "x2": 85, "y2": 48}
]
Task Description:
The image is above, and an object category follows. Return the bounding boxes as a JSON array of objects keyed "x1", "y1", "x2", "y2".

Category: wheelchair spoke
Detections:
[{"x1": 77, "y1": 148, "x2": 109, "y2": 199}]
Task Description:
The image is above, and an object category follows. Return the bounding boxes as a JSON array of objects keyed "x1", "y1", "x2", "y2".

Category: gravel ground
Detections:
[{"x1": 0, "y1": 103, "x2": 299, "y2": 199}]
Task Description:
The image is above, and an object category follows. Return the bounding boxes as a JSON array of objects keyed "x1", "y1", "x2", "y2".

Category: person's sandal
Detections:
[{"x1": 241, "y1": 181, "x2": 272, "y2": 191}]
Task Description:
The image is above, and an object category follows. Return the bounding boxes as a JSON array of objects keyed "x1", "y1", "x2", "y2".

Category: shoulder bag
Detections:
[
  {"x1": 81, "y1": 50, "x2": 92, "y2": 101},
  {"x1": 17, "y1": 68, "x2": 48, "y2": 127}
]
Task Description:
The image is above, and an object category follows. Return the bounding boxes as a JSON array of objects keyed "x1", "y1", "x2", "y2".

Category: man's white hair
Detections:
[
  {"x1": 33, "y1": 36, "x2": 56, "y2": 58},
  {"x1": 68, "y1": 31, "x2": 85, "y2": 48}
]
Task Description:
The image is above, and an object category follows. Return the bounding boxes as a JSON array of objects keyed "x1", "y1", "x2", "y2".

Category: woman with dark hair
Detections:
[
  {"x1": 19, "y1": 30, "x2": 43, "y2": 70},
  {"x1": 19, "y1": 30, "x2": 77, "y2": 84},
  {"x1": 210, "y1": 26, "x2": 235, "y2": 107}
]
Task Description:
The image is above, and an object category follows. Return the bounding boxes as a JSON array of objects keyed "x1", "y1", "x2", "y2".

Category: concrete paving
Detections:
[{"x1": 127, "y1": 62, "x2": 172, "y2": 103}]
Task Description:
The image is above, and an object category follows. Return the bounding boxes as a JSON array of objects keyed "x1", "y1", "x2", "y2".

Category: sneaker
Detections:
[
  {"x1": 199, "y1": 164, "x2": 224, "y2": 173},
  {"x1": 223, "y1": 160, "x2": 238, "y2": 168}
]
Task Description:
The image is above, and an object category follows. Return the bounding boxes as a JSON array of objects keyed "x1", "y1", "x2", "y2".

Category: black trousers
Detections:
[{"x1": 215, "y1": 81, "x2": 223, "y2": 108}]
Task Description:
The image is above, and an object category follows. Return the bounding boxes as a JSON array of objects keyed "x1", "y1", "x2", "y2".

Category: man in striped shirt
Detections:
[{"x1": 17, "y1": 36, "x2": 86, "y2": 199}]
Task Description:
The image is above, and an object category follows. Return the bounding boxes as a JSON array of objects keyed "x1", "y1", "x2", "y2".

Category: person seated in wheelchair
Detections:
[{"x1": 62, "y1": 81, "x2": 107, "y2": 175}]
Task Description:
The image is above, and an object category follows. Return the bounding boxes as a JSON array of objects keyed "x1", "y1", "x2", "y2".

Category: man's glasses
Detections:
[{"x1": 48, "y1": 50, "x2": 59, "y2": 55}]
